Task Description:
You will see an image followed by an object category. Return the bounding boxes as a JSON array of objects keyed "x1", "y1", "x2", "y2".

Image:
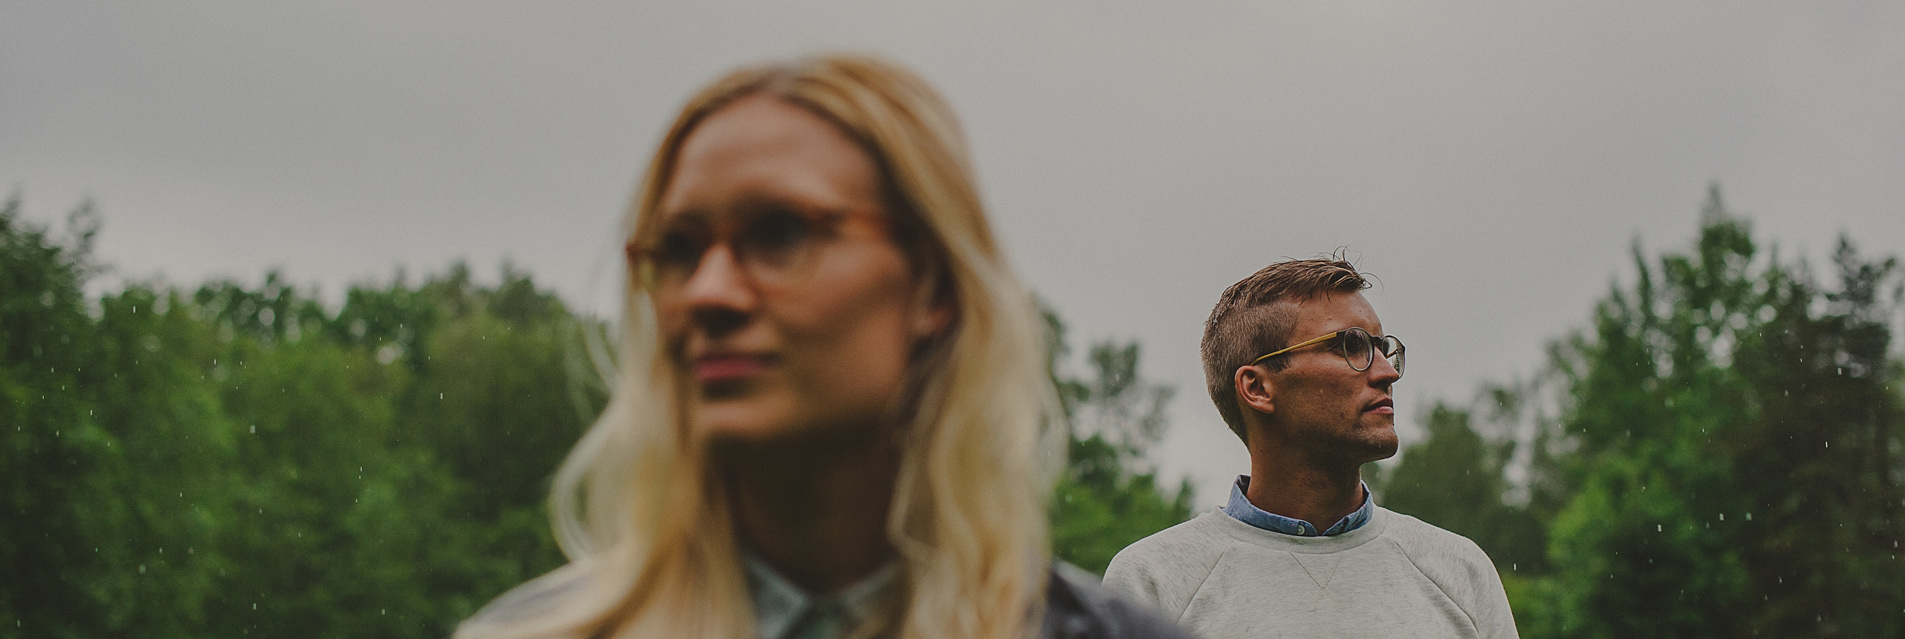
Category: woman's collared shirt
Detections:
[{"x1": 743, "y1": 554, "x2": 900, "y2": 639}]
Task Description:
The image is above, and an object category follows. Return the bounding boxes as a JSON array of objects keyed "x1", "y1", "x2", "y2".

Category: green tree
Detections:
[
  {"x1": 1726, "y1": 238, "x2": 1904, "y2": 637},
  {"x1": 1, "y1": 195, "x2": 119, "y2": 637},
  {"x1": 1531, "y1": 189, "x2": 1765, "y2": 637},
  {"x1": 1042, "y1": 307, "x2": 1195, "y2": 574},
  {"x1": 1381, "y1": 403, "x2": 1546, "y2": 575},
  {"x1": 1511, "y1": 186, "x2": 1905, "y2": 637},
  {"x1": 3, "y1": 191, "x2": 601, "y2": 637}
]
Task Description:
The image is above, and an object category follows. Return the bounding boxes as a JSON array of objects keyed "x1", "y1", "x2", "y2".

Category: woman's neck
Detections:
[{"x1": 723, "y1": 429, "x2": 901, "y2": 595}]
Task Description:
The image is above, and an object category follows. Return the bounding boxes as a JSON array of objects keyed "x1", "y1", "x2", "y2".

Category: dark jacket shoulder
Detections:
[{"x1": 1042, "y1": 562, "x2": 1196, "y2": 639}]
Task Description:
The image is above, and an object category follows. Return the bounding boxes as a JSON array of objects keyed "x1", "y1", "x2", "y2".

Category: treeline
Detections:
[
  {"x1": 0, "y1": 195, "x2": 1190, "y2": 637},
  {"x1": 1376, "y1": 187, "x2": 1905, "y2": 638},
  {"x1": 13, "y1": 186, "x2": 1896, "y2": 638}
]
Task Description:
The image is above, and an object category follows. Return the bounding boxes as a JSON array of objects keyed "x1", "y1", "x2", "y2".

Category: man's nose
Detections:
[{"x1": 1367, "y1": 354, "x2": 1402, "y2": 386}]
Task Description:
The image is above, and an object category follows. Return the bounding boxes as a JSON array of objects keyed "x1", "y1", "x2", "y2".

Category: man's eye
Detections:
[{"x1": 1342, "y1": 334, "x2": 1371, "y2": 357}]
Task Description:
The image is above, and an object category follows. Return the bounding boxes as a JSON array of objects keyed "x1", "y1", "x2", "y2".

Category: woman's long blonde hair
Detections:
[{"x1": 455, "y1": 54, "x2": 1064, "y2": 639}]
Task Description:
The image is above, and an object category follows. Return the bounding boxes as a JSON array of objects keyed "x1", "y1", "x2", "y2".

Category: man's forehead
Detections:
[{"x1": 1287, "y1": 291, "x2": 1382, "y2": 333}]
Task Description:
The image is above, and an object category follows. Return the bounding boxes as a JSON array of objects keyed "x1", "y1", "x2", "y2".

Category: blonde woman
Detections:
[{"x1": 455, "y1": 55, "x2": 1189, "y2": 639}]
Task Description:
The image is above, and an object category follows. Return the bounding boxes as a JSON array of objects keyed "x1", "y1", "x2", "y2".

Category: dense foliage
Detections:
[
  {"x1": 1380, "y1": 187, "x2": 1904, "y2": 637},
  {"x1": 1, "y1": 194, "x2": 1192, "y2": 636},
  {"x1": 1043, "y1": 312, "x2": 1197, "y2": 574},
  {"x1": 2, "y1": 196, "x2": 596, "y2": 637},
  {"x1": 13, "y1": 184, "x2": 1896, "y2": 637}
]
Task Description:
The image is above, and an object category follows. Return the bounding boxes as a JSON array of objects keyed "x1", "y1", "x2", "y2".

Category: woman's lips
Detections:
[{"x1": 694, "y1": 353, "x2": 774, "y2": 383}]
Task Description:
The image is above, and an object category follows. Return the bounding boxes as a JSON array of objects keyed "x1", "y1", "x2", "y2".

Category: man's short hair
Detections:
[{"x1": 1200, "y1": 256, "x2": 1370, "y2": 442}]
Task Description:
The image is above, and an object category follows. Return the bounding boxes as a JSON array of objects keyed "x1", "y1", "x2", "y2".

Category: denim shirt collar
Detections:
[
  {"x1": 743, "y1": 552, "x2": 899, "y2": 639},
  {"x1": 1222, "y1": 475, "x2": 1374, "y2": 537}
]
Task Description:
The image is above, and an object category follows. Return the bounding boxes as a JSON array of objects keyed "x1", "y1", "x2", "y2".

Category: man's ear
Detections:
[{"x1": 1235, "y1": 364, "x2": 1276, "y2": 417}]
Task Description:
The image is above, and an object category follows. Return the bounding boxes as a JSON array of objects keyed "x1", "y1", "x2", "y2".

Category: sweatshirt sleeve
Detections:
[
  {"x1": 1387, "y1": 513, "x2": 1520, "y2": 639},
  {"x1": 1472, "y1": 559, "x2": 1519, "y2": 639},
  {"x1": 1102, "y1": 547, "x2": 1172, "y2": 614},
  {"x1": 1102, "y1": 514, "x2": 1229, "y2": 620}
]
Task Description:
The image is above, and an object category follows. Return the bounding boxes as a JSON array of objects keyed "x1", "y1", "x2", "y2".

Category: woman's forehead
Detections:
[{"x1": 660, "y1": 96, "x2": 881, "y2": 217}]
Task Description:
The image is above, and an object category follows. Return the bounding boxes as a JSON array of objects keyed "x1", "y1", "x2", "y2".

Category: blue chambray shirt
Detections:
[
  {"x1": 743, "y1": 552, "x2": 899, "y2": 639},
  {"x1": 1222, "y1": 475, "x2": 1374, "y2": 537}
]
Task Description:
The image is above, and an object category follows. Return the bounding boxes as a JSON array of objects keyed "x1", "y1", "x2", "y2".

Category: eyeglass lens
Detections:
[
  {"x1": 640, "y1": 208, "x2": 830, "y2": 291},
  {"x1": 1340, "y1": 328, "x2": 1405, "y2": 377}
]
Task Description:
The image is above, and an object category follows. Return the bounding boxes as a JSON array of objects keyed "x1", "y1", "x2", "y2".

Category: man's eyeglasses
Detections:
[
  {"x1": 1251, "y1": 327, "x2": 1405, "y2": 378},
  {"x1": 626, "y1": 206, "x2": 886, "y2": 294}
]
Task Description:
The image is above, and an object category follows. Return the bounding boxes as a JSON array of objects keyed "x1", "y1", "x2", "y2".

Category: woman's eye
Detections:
[
  {"x1": 655, "y1": 231, "x2": 705, "y2": 268},
  {"x1": 741, "y1": 211, "x2": 815, "y2": 260}
]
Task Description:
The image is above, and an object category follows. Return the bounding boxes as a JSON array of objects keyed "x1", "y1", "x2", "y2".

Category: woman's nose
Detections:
[{"x1": 681, "y1": 244, "x2": 758, "y2": 323}]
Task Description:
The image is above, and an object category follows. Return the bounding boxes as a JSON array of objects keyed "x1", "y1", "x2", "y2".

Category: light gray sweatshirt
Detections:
[{"x1": 1103, "y1": 506, "x2": 1517, "y2": 639}]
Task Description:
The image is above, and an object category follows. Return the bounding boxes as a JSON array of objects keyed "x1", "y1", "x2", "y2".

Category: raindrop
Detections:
[
  {"x1": 1719, "y1": 513, "x2": 1724, "y2": 521},
  {"x1": 1657, "y1": 524, "x2": 1662, "y2": 532},
  {"x1": 138, "y1": 564, "x2": 146, "y2": 574},
  {"x1": 250, "y1": 425, "x2": 256, "y2": 434},
  {"x1": 1747, "y1": 512, "x2": 1753, "y2": 521}
]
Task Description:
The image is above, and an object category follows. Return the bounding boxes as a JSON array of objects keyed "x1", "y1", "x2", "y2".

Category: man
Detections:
[{"x1": 1103, "y1": 257, "x2": 1517, "y2": 638}]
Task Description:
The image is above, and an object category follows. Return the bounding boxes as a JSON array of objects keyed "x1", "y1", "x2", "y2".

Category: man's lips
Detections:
[
  {"x1": 693, "y1": 353, "x2": 775, "y2": 383},
  {"x1": 1365, "y1": 398, "x2": 1395, "y2": 415}
]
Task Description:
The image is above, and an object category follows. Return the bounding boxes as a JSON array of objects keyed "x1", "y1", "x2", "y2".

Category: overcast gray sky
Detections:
[{"x1": 6, "y1": 0, "x2": 1903, "y2": 504}]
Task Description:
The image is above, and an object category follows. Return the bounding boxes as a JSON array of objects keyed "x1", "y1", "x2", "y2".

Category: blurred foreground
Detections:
[{"x1": 0, "y1": 194, "x2": 1187, "y2": 638}]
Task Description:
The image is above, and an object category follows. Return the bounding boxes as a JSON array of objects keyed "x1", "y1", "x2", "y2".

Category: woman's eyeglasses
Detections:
[
  {"x1": 1251, "y1": 326, "x2": 1405, "y2": 378},
  {"x1": 626, "y1": 206, "x2": 886, "y2": 293}
]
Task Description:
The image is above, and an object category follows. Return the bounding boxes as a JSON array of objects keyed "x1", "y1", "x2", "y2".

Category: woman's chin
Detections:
[{"x1": 693, "y1": 395, "x2": 802, "y2": 441}]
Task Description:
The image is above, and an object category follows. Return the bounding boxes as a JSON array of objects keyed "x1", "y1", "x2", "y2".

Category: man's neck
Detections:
[
  {"x1": 1243, "y1": 437, "x2": 1366, "y2": 529},
  {"x1": 722, "y1": 431, "x2": 899, "y2": 596}
]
